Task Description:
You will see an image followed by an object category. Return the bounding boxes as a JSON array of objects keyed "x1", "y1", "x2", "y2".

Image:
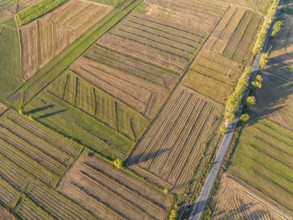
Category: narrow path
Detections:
[{"x1": 188, "y1": 1, "x2": 284, "y2": 219}]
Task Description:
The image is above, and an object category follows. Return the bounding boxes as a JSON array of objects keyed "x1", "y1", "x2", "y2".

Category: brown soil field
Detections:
[
  {"x1": 213, "y1": 175, "x2": 292, "y2": 220},
  {"x1": 145, "y1": 0, "x2": 227, "y2": 33},
  {"x1": 98, "y1": 12, "x2": 206, "y2": 73},
  {"x1": 127, "y1": 86, "x2": 222, "y2": 194},
  {"x1": 70, "y1": 57, "x2": 168, "y2": 119},
  {"x1": 0, "y1": 205, "x2": 15, "y2": 220},
  {"x1": 58, "y1": 151, "x2": 172, "y2": 220},
  {"x1": 20, "y1": 0, "x2": 112, "y2": 79}
]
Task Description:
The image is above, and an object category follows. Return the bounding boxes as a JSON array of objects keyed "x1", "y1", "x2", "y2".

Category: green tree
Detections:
[
  {"x1": 240, "y1": 113, "x2": 250, "y2": 122},
  {"x1": 113, "y1": 158, "x2": 123, "y2": 169},
  {"x1": 246, "y1": 96, "x2": 256, "y2": 106},
  {"x1": 18, "y1": 109, "x2": 24, "y2": 115},
  {"x1": 272, "y1": 21, "x2": 283, "y2": 37}
]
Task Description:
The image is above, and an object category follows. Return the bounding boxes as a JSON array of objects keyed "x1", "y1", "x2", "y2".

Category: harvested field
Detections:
[
  {"x1": 213, "y1": 175, "x2": 292, "y2": 220},
  {"x1": 0, "y1": 110, "x2": 82, "y2": 186},
  {"x1": 229, "y1": 119, "x2": 293, "y2": 212},
  {"x1": 183, "y1": 50, "x2": 243, "y2": 103},
  {"x1": 204, "y1": 6, "x2": 262, "y2": 63},
  {"x1": 145, "y1": 0, "x2": 227, "y2": 33},
  {"x1": 127, "y1": 86, "x2": 222, "y2": 194},
  {"x1": 0, "y1": 205, "x2": 15, "y2": 220},
  {"x1": 98, "y1": 12, "x2": 206, "y2": 73},
  {"x1": 20, "y1": 0, "x2": 112, "y2": 79},
  {"x1": 70, "y1": 57, "x2": 168, "y2": 119},
  {"x1": 84, "y1": 45, "x2": 178, "y2": 91},
  {"x1": 58, "y1": 151, "x2": 172, "y2": 220},
  {"x1": 23, "y1": 91, "x2": 133, "y2": 160},
  {"x1": 90, "y1": 0, "x2": 125, "y2": 7},
  {"x1": 220, "y1": 0, "x2": 272, "y2": 13},
  {"x1": 47, "y1": 70, "x2": 148, "y2": 140}
]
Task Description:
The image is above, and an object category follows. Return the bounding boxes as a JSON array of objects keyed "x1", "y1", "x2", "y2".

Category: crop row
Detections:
[
  {"x1": 0, "y1": 177, "x2": 20, "y2": 207},
  {"x1": 128, "y1": 87, "x2": 221, "y2": 192},
  {"x1": 26, "y1": 181, "x2": 95, "y2": 220},
  {"x1": 6, "y1": 111, "x2": 81, "y2": 156},
  {"x1": 23, "y1": 92, "x2": 131, "y2": 159},
  {"x1": 48, "y1": 70, "x2": 148, "y2": 140},
  {"x1": 16, "y1": 197, "x2": 54, "y2": 220},
  {"x1": 85, "y1": 45, "x2": 178, "y2": 90}
]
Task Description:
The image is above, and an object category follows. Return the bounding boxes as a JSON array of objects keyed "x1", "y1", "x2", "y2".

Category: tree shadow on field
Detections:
[
  {"x1": 212, "y1": 201, "x2": 274, "y2": 220},
  {"x1": 38, "y1": 109, "x2": 67, "y2": 119},
  {"x1": 25, "y1": 104, "x2": 55, "y2": 115},
  {"x1": 126, "y1": 148, "x2": 171, "y2": 166}
]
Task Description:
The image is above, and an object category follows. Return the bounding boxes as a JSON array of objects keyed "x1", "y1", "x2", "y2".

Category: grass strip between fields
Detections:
[{"x1": 6, "y1": 0, "x2": 143, "y2": 109}]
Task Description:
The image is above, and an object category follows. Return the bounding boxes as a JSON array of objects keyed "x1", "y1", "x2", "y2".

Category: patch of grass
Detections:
[
  {"x1": 0, "y1": 18, "x2": 22, "y2": 101},
  {"x1": 229, "y1": 118, "x2": 293, "y2": 211},
  {"x1": 16, "y1": 0, "x2": 67, "y2": 26}
]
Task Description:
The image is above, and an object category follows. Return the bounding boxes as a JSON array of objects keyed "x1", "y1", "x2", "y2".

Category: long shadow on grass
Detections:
[
  {"x1": 126, "y1": 148, "x2": 171, "y2": 166},
  {"x1": 38, "y1": 109, "x2": 67, "y2": 119},
  {"x1": 25, "y1": 104, "x2": 55, "y2": 115}
]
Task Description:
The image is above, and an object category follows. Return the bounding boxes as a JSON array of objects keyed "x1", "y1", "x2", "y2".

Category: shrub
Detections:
[
  {"x1": 169, "y1": 209, "x2": 178, "y2": 220},
  {"x1": 240, "y1": 114, "x2": 250, "y2": 122},
  {"x1": 163, "y1": 188, "x2": 169, "y2": 194},
  {"x1": 113, "y1": 158, "x2": 123, "y2": 169},
  {"x1": 246, "y1": 96, "x2": 256, "y2": 106},
  {"x1": 18, "y1": 109, "x2": 24, "y2": 115}
]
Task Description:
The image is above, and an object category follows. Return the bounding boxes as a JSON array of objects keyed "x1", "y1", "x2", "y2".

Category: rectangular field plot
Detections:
[
  {"x1": 205, "y1": 6, "x2": 262, "y2": 63},
  {"x1": 47, "y1": 70, "x2": 148, "y2": 141},
  {"x1": 20, "y1": 0, "x2": 112, "y2": 79},
  {"x1": 98, "y1": 12, "x2": 207, "y2": 73},
  {"x1": 70, "y1": 56, "x2": 169, "y2": 119},
  {"x1": 220, "y1": 0, "x2": 272, "y2": 13},
  {"x1": 0, "y1": 110, "x2": 82, "y2": 186},
  {"x1": 230, "y1": 119, "x2": 293, "y2": 211},
  {"x1": 183, "y1": 51, "x2": 243, "y2": 104},
  {"x1": 58, "y1": 151, "x2": 172, "y2": 220},
  {"x1": 22, "y1": 91, "x2": 134, "y2": 160},
  {"x1": 145, "y1": 0, "x2": 227, "y2": 33},
  {"x1": 127, "y1": 86, "x2": 222, "y2": 194}
]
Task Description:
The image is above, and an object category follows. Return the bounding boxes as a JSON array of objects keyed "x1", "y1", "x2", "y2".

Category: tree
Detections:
[
  {"x1": 163, "y1": 188, "x2": 169, "y2": 194},
  {"x1": 113, "y1": 158, "x2": 123, "y2": 169},
  {"x1": 169, "y1": 209, "x2": 177, "y2": 220},
  {"x1": 246, "y1": 96, "x2": 256, "y2": 106},
  {"x1": 240, "y1": 113, "x2": 250, "y2": 122},
  {"x1": 28, "y1": 115, "x2": 34, "y2": 121},
  {"x1": 18, "y1": 109, "x2": 24, "y2": 115},
  {"x1": 259, "y1": 53, "x2": 269, "y2": 69},
  {"x1": 272, "y1": 20, "x2": 283, "y2": 37}
]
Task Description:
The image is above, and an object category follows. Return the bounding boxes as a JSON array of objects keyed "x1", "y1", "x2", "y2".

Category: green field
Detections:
[
  {"x1": 90, "y1": 0, "x2": 125, "y2": 7},
  {"x1": 16, "y1": 0, "x2": 67, "y2": 26},
  {"x1": 229, "y1": 118, "x2": 293, "y2": 211},
  {"x1": 0, "y1": 18, "x2": 22, "y2": 101}
]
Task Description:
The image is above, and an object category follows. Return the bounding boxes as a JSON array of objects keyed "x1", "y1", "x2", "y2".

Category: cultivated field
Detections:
[
  {"x1": 58, "y1": 151, "x2": 172, "y2": 220},
  {"x1": 0, "y1": 205, "x2": 15, "y2": 220},
  {"x1": 70, "y1": 56, "x2": 168, "y2": 119},
  {"x1": 127, "y1": 86, "x2": 222, "y2": 194},
  {"x1": 20, "y1": 0, "x2": 112, "y2": 79},
  {"x1": 98, "y1": 10, "x2": 208, "y2": 73},
  {"x1": 229, "y1": 119, "x2": 293, "y2": 212},
  {"x1": 183, "y1": 6, "x2": 262, "y2": 103},
  {"x1": 145, "y1": 0, "x2": 228, "y2": 33},
  {"x1": 213, "y1": 175, "x2": 292, "y2": 220},
  {"x1": 0, "y1": 18, "x2": 22, "y2": 101},
  {"x1": 0, "y1": 110, "x2": 101, "y2": 219},
  {"x1": 0, "y1": 110, "x2": 82, "y2": 186}
]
